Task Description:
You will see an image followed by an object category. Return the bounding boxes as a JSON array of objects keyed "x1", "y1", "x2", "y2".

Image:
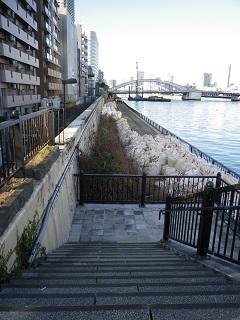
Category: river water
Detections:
[{"x1": 125, "y1": 97, "x2": 240, "y2": 175}]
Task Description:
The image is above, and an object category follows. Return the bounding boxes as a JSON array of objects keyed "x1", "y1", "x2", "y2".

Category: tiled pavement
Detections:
[{"x1": 68, "y1": 204, "x2": 165, "y2": 242}]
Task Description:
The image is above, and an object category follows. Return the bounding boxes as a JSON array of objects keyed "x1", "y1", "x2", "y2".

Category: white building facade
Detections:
[
  {"x1": 89, "y1": 31, "x2": 99, "y2": 81},
  {"x1": 58, "y1": 6, "x2": 78, "y2": 102}
]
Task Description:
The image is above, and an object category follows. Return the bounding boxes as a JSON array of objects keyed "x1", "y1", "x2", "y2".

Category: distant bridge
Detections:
[{"x1": 110, "y1": 79, "x2": 240, "y2": 101}]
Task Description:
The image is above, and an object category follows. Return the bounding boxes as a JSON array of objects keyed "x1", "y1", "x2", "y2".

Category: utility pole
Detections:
[
  {"x1": 227, "y1": 64, "x2": 231, "y2": 88},
  {"x1": 136, "y1": 61, "x2": 139, "y2": 97}
]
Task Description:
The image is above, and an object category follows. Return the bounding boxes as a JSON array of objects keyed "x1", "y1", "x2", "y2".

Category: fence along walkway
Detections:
[
  {"x1": 0, "y1": 108, "x2": 64, "y2": 188},
  {"x1": 163, "y1": 182, "x2": 240, "y2": 265},
  {"x1": 74, "y1": 172, "x2": 227, "y2": 206}
]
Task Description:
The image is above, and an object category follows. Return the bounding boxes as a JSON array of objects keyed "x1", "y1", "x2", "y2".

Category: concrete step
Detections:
[
  {"x1": 151, "y1": 305, "x2": 240, "y2": 320},
  {"x1": 0, "y1": 305, "x2": 150, "y2": 320},
  {"x1": 47, "y1": 253, "x2": 175, "y2": 258},
  {"x1": 0, "y1": 292, "x2": 240, "y2": 308},
  {"x1": 22, "y1": 265, "x2": 207, "y2": 275},
  {"x1": 4, "y1": 274, "x2": 228, "y2": 287},
  {"x1": 1, "y1": 282, "x2": 239, "y2": 295},
  {"x1": 0, "y1": 304, "x2": 240, "y2": 320},
  {"x1": 0, "y1": 241, "x2": 239, "y2": 320},
  {"x1": 20, "y1": 269, "x2": 216, "y2": 279},
  {"x1": 40, "y1": 260, "x2": 195, "y2": 267},
  {"x1": 44, "y1": 257, "x2": 187, "y2": 263},
  {"x1": 95, "y1": 292, "x2": 240, "y2": 306}
]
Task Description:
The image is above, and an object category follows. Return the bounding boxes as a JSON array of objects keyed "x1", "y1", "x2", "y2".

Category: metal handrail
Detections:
[
  {"x1": 28, "y1": 96, "x2": 103, "y2": 264},
  {"x1": 164, "y1": 182, "x2": 240, "y2": 264},
  {"x1": 123, "y1": 101, "x2": 240, "y2": 181}
]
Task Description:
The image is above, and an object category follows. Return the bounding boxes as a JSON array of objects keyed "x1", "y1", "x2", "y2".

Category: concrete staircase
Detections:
[{"x1": 1, "y1": 242, "x2": 240, "y2": 319}]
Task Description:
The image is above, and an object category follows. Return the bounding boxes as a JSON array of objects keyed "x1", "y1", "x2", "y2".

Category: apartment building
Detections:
[
  {"x1": 36, "y1": 0, "x2": 62, "y2": 107},
  {"x1": 0, "y1": 0, "x2": 41, "y2": 118},
  {"x1": 76, "y1": 24, "x2": 88, "y2": 97}
]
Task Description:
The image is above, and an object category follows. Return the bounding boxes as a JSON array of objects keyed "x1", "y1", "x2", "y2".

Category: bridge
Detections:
[{"x1": 110, "y1": 79, "x2": 240, "y2": 101}]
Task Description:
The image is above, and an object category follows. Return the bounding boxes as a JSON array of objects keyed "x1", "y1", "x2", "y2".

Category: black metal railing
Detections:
[
  {"x1": 164, "y1": 182, "x2": 240, "y2": 264},
  {"x1": 123, "y1": 102, "x2": 240, "y2": 181},
  {"x1": 0, "y1": 109, "x2": 55, "y2": 187},
  {"x1": 74, "y1": 172, "x2": 223, "y2": 206}
]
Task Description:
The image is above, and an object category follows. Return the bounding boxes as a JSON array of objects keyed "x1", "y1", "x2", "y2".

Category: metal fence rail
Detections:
[
  {"x1": 123, "y1": 102, "x2": 240, "y2": 181},
  {"x1": 164, "y1": 182, "x2": 240, "y2": 264},
  {"x1": 0, "y1": 119, "x2": 19, "y2": 186},
  {"x1": 74, "y1": 172, "x2": 221, "y2": 206},
  {"x1": 0, "y1": 109, "x2": 55, "y2": 187}
]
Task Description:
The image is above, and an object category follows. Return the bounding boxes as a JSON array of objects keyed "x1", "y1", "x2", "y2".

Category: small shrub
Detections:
[
  {"x1": 14, "y1": 213, "x2": 46, "y2": 271},
  {"x1": 0, "y1": 244, "x2": 13, "y2": 284}
]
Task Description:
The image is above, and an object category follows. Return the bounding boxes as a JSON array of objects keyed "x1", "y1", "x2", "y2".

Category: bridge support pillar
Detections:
[
  {"x1": 182, "y1": 91, "x2": 201, "y2": 101},
  {"x1": 231, "y1": 96, "x2": 240, "y2": 102}
]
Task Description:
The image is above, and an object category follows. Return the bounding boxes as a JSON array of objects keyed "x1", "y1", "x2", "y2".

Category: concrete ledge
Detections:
[
  {"x1": 0, "y1": 180, "x2": 33, "y2": 237},
  {"x1": 25, "y1": 146, "x2": 60, "y2": 180},
  {"x1": 163, "y1": 239, "x2": 240, "y2": 283}
]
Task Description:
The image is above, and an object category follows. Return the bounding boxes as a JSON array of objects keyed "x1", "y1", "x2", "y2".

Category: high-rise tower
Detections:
[
  {"x1": 89, "y1": 31, "x2": 99, "y2": 81},
  {"x1": 203, "y1": 73, "x2": 212, "y2": 87},
  {"x1": 57, "y1": 0, "x2": 75, "y2": 22}
]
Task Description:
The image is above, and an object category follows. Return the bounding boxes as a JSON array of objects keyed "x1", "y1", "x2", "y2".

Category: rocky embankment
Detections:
[{"x1": 102, "y1": 101, "x2": 238, "y2": 185}]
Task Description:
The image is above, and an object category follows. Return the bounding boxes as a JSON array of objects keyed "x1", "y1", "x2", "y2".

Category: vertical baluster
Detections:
[{"x1": 223, "y1": 190, "x2": 235, "y2": 257}]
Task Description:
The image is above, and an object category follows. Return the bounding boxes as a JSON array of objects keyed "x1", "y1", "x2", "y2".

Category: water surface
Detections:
[{"x1": 126, "y1": 98, "x2": 240, "y2": 174}]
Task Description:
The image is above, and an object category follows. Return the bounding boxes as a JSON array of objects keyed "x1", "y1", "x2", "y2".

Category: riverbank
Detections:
[
  {"x1": 126, "y1": 97, "x2": 240, "y2": 176},
  {"x1": 103, "y1": 100, "x2": 238, "y2": 185}
]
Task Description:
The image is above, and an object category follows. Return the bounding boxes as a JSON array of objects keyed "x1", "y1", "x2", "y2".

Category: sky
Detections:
[{"x1": 75, "y1": 0, "x2": 240, "y2": 88}]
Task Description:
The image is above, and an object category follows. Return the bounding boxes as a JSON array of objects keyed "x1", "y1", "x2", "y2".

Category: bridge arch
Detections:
[{"x1": 110, "y1": 79, "x2": 188, "y2": 93}]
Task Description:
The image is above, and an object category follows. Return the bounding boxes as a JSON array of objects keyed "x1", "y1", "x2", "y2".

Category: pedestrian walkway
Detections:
[{"x1": 69, "y1": 204, "x2": 164, "y2": 243}]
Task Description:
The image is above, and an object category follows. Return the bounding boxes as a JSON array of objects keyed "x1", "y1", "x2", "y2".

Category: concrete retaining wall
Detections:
[{"x1": 0, "y1": 96, "x2": 104, "y2": 269}]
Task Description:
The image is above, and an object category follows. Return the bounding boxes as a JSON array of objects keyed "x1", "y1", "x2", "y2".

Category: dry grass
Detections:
[
  {"x1": 27, "y1": 145, "x2": 54, "y2": 167},
  {"x1": 0, "y1": 178, "x2": 30, "y2": 205},
  {"x1": 78, "y1": 115, "x2": 139, "y2": 174}
]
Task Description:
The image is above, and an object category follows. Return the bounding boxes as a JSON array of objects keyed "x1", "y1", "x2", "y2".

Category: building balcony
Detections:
[
  {"x1": 53, "y1": 44, "x2": 60, "y2": 54},
  {"x1": 0, "y1": 14, "x2": 38, "y2": 49},
  {"x1": 45, "y1": 21, "x2": 52, "y2": 33},
  {"x1": 48, "y1": 82, "x2": 62, "y2": 91},
  {"x1": 0, "y1": 94, "x2": 41, "y2": 108},
  {"x1": 47, "y1": 67, "x2": 62, "y2": 79},
  {"x1": 0, "y1": 42, "x2": 39, "y2": 67},
  {"x1": 1, "y1": 0, "x2": 38, "y2": 31},
  {"x1": 0, "y1": 69, "x2": 40, "y2": 85},
  {"x1": 44, "y1": 6, "x2": 52, "y2": 19},
  {"x1": 25, "y1": 0, "x2": 37, "y2": 12},
  {"x1": 45, "y1": 37, "x2": 52, "y2": 47}
]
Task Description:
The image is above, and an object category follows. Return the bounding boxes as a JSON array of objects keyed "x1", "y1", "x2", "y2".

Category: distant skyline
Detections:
[{"x1": 76, "y1": 0, "x2": 240, "y2": 88}]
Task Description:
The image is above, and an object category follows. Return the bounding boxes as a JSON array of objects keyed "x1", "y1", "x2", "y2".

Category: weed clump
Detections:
[{"x1": 78, "y1": 115, "x2": 138, "y2": 174}]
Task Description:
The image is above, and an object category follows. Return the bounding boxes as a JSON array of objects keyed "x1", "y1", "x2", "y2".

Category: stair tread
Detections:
[
  {"x1": 0, "y1": 307, "x2": 149, "y2": 320},
  {"x1": 20, "y1": 270, "x2": 216, "y2": 278},
  {"x1": 1, "y1": 242, "x2": 239, "y2": 319}
]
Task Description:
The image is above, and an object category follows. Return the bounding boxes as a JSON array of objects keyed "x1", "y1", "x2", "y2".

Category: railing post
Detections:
[
  {"x1": 140, "y1": 172, "x2": 146, "y2": 207},
  {"x1": 216, "y1": 172, "x2": 222, "y2": 188},
  {"x1": 197, "y1": 181, "x2": 215, "y2": 256},
  {"x1": 163, "y1": 194, "x2": 171, "y2": 241},
  {"x1": 215, "y1": 172, "x2": 222, "y2": 206},
  {"x1": 13, "y1": 117, "x2": 25, "y2": 177},
  {"x1": 48, "y1": 109, "x2": 55, "y2": 146},
  {"x1": 79, "y1": 170, "x2": 84, "y2": 205}
]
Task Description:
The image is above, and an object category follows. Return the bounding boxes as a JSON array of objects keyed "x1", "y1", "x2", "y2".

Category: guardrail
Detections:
[
  {"x1": 74, "y1": 172, "x2": 223, "y2": 206},
  {"x1": 0, "y1": 109, "x2": 55, "y2": 187},
  {"x1": 123, "y1": 101, "x2": 240, "y2": 181},
  {"x1": 163, "y1": 182, "x2": 240, "y2": 264}
]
